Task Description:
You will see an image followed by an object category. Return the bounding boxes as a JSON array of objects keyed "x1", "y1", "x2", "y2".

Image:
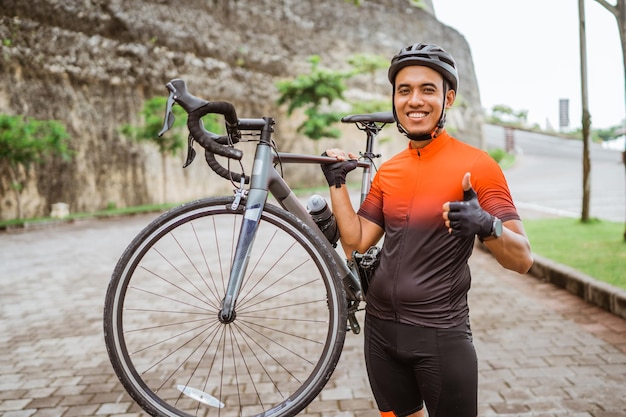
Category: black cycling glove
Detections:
[
  {"x1": 447, "y1": 187, "x2": 493, "y2": 239},
  {"x1": 320, "y1": 152, "x2": 358, "y2": 188}
]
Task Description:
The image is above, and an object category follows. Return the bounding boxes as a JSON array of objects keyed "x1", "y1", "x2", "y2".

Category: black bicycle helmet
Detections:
[
  {"x1": 388, "y1": 43, "x2": 458, "y2": 92},
  {"x1": 388, "y1": 43, "x2": 458, "y2": 141}
]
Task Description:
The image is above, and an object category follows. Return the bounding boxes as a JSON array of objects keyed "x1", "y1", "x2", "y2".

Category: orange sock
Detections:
[{"x1": 380, "y1": 412, "x2": 397, "y2": 417}]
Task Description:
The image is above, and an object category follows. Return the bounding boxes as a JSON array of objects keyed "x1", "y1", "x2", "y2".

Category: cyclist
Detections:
[{"x1": 320, "y1": 43, "x2": 533, "y2": 417}]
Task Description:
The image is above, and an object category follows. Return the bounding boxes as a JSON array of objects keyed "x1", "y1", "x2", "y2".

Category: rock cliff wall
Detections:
[{"x1": 0, "y1": 0, "x2": 482, "y2": 219}]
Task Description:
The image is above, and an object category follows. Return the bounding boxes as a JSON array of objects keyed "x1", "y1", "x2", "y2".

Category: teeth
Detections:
[{"x1": 408, "y1": 112, "x2": 427, "y2": 118}]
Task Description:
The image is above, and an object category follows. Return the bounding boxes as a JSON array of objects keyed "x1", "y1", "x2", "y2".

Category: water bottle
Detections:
[{"x1": 307, "y1": 195, "x2": 340, "y2": 246}]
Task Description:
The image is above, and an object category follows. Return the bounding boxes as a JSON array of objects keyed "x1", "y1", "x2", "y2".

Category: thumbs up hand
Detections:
[{"x1": 443, "y1": 172, "x2": 494, "y2": 239}]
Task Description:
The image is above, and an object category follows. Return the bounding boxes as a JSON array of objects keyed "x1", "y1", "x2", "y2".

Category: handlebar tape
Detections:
[{"x1": 166, "y1": 79, "x2": 243, "y2": 161}]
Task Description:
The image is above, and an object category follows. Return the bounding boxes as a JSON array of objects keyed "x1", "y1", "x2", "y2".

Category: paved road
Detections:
[
  {"x1": 485, "y1": 125, "x2": 625, "y2": 223},
  {"x1": 1, "y1": 209, "x2": 626, "y2": 417}
]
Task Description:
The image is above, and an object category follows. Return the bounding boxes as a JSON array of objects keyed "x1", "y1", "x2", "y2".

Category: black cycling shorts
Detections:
[{"x1": 364, "y1": 314, "x2": 478, "y2": 417}]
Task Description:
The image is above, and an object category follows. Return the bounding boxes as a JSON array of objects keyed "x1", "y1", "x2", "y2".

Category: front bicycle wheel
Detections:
[{"x1": 104, "y1": 197, "x2": 347, "y2": 417}]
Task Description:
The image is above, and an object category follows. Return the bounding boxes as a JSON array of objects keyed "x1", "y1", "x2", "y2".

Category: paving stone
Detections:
[
  {"x1": 96, "y1": 402, "x2": 132, "y2": 415},
  {"x1": 490, "y1": 401, "x2": 530, "y2": 414},
  {"x1": 30, "y1": 407, "x2": 69, "y2": 417},
  {"x1": 320, "y1": 411, "x2": 353, "y2": 417},
  {"x1": 305, "y1": 398, "x2": 342, "y2": 414},
  {"x1": 89, "y1": 392, "x2": 125, "y2": 404},
  {"x1": 353, "y1": 410, "x2": 380, "y2": 417},
  {"x1": 51, "y1": 385, "x2": 86, "y2": 396},
  {"x1": 58, "y1": 394, "x2": 95, "y2": 407},
  {"x1": 320, "y1": 386, "x2": 353, "y2": 401},
  {"x1": 595, "y1": 412, "x2": 626, "y2": 417},
  {"x1": 0, "y1": 389, "x2": 28, "y2": 401},
  {"x1": 0, "y1": 399, "x2": 32, "y2": 412},
  {"x1": 25, "y1": 396, "x2": 62, "y2": 409},
  {"x1": 1, "y1": 410, "x2": 37, "y2": 417},
  {"x1": 82, "y1": 383, "x2": 118, "y2": 395},
  {"x1": 103, "y1": 413, "x2": 143, "y2": 417},
  {"x1": 339, "y1": 398, "x2": 376, "y2": 412}
]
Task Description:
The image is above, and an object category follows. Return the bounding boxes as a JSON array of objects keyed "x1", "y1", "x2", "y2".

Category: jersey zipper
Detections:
[
  {"x1": 393, "y1": 149, "x2": 422, "y2": 322},
  {"x1": 392, "y1": 212, "x2": 410, "y2": 322}
]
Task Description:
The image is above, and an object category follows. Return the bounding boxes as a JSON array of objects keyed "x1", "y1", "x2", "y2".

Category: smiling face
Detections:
[{"x1": 393, "y1": 65, "x2": 456, "y2": 144}]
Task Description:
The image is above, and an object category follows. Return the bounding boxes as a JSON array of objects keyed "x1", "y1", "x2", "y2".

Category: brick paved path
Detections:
[{"x1": 1, "y1": 214, "x2": 625, "y2": 417}]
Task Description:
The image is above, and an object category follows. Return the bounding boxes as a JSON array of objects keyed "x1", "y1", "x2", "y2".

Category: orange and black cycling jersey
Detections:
[{"x1": 357, "y1": 130, "x2": 520, "y2": 328}]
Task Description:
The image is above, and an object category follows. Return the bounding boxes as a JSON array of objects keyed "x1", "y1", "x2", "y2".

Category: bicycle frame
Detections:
[{"x1": 218, "y1": 116, "x2": 369, "y2": 326}]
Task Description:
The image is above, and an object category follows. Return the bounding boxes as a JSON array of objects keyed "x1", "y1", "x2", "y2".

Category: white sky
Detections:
[{"x1": 434, "y1": 0, "x2": 625, "y2": 130}]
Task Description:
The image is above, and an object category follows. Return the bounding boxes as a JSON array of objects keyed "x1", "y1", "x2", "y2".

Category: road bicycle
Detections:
[{"x1": 103, "y1": 78, "x2": 394, "y2": 417}]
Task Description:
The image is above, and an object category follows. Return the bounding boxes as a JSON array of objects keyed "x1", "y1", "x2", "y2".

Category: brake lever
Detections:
[
  {"x1": 182, "y1": 134, "x2": 197, "y2": 168},
  {"x1": 158, "y1": 91, "x2": 176, "y2": 137}
]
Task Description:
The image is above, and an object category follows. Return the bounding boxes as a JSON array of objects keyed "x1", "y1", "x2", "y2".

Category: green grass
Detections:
[
  {"x1": 0, "y1": 203, "x2": 176, "y2": 230},
  {"x1": 523, "y1": 217, "x2": 626, "y2": 290}
]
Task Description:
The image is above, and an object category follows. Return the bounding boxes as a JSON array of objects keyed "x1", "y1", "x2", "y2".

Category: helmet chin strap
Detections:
[{"x1": 396, "y1": 123, "x2": 435, "y2": 141}]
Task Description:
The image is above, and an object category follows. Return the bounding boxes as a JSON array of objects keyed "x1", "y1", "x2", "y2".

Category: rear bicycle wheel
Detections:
[{"x1": 103, "y1": 197, "x2": 347, "y2": 417}]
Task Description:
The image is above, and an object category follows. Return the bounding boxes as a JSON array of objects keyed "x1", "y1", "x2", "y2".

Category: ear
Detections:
[{"x1": 445, "y1": 89, "x2": 456, "y2": 109}]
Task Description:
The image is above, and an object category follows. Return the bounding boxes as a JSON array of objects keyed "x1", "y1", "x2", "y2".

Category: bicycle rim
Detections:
[{"x1": 104, "y1": 197, "x2": 347, "y2": 417}]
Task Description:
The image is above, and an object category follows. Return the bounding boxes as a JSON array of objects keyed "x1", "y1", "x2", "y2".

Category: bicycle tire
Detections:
[{"x1": 104, "y1": 197, "x2": 348, "y2": 417}]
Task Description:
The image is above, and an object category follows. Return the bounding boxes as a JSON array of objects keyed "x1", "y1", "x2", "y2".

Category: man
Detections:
[{"x1": 320, "y1": 43, "x2": 533, "y2": 417}]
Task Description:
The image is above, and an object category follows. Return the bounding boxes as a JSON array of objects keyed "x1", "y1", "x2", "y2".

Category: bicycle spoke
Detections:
[
  {"x1": 174, "y1": 324, "x2": 226, "y2": 408},
  {"x1": 239, "y1": 229, "x2": 279, "y2": 299},
  {"x1": 155, "y1": 326, "x2": 217, "y2": 393},
  {"x1": 151, "y1": 245, "x2": 216, "y2": 306},
  {"x1": 133, "y1": 320, "x2": 218, "y2": 371},
  {"x1": 124, "y1": 316, "x2": 214, "y2": 333},
  {"x1": 231, "y1": 323, "x2": 287, "y2": 399},
  {"x1": 174, "y1": 225, "x2": 222, "y2": 307},
  {"x1": 238, "y1": 298, "x2": 330, "y2": 320},
  {"x1": 128, "y1": 283, "x2": 215, "y2": 313},
  {"x1": 236, "y1": 319, "x2": 319, "y2": 366},
  {"x1": 192, "y1": 222, "x2": 227, "y2": 312}
]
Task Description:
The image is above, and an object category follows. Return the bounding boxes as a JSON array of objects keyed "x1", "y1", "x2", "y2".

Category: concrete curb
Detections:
[{"x1": 529, "y1": 253, "x2": 626, "y2": 321}]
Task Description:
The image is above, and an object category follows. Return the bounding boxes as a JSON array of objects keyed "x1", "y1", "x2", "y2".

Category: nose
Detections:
[{"x1": 407, "y1": 90, "x2": 424, "y2": 106}]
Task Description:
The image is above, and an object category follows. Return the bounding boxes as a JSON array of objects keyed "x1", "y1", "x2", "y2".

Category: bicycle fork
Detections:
[
  {"x1": 218, "y1": 185, "x2": 267, "y2": 323},
  {"x1": 217, "y1": 119, "x2": 275, "y2": 324}
]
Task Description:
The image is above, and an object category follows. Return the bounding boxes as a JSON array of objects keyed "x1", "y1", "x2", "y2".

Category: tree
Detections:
[
  {"x1": 347, "y1": 53, "x2": 389, "y2": 82},
  {"x1": 594, "y1": 125, "x2": 620, "y2": 141},
  {"x1": 276, "y1": 54, "x2": 388, "y2": 142},
  {"x1": 0, "y1": 114, "x2": 72, "y2": 219},
  {"x1": 591, "y1": 0, "x2": 626, "y2": 239},
  {"x1": 580, "y1": 0, "x2": 592, "y2": 223},
  {"x1": 121, "y1": 97, "x2": 221, "y2": 203},
  {"x1": 276, "y1": 55, "x2": 351, "y2": 141},
  {"x1": 488, "y1": 104, "x2": 529, "y2": 127}
]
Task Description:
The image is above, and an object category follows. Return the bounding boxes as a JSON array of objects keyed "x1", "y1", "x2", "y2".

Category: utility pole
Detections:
[{"x1": 579, "y1": 0, "x2": 592, "y2": 222}]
